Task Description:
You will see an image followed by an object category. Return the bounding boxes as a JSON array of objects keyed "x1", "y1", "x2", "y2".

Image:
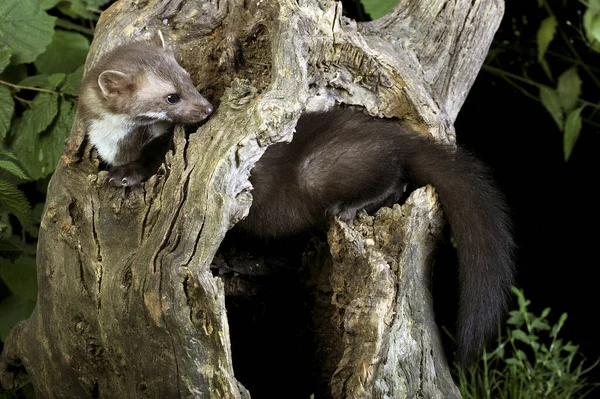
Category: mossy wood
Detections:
[{"x1": 0, "y1": 0, "x2": 503, "y2": 397}]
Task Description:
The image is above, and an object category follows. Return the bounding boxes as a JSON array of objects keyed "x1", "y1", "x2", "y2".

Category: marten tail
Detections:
[{"x1": 400, "y1": 131, "x2": 515, "y2": 367}]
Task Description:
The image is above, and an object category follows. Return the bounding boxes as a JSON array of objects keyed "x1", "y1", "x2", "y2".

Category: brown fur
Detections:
[{"x1": 238, "y1": 108, "x2": 515, "y2": 367}]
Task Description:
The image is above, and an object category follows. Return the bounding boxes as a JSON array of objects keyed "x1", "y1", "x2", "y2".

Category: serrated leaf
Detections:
[
  {"x1": 540, "y1": 85, "x2": 564, "y2": 130},
  {"x1": 0, "y1": 160, "x2": 29, "y2": 180},
  {"x1": 361, "y1": 0, "x2": 399, "y2": 20},
  {"x1": 11, "y1": 98, "x2": 74, "y2": 180},
  {"x1": 0, "y1": 178, "x2": 35, "y2": 234},
  {"x1": 0, "y1": 85, "x2": 15, "y2": 138},
  {"x1": 564, "y1": 106, "x2": 583, "y2": 161},
  {"x1": 0, "y1": 0, "x2": 56, "y2": 64},
  {"x1": 34, "y1": 30, "x2": 89, "y2": 75},
  {"x1": 20, "y1": 92, "x2": 59, "y2": 136},
  {"x1": 0, "y1": 149, "x2": 19, "y2": 161},
  {"x1": 0, "y1": 256, "x2": 37, "y2": 301},
  {"x1": 557, "y1": 67, "x2": 582, "y2": 113},
  {"x1": 61, "y1": 65, "x2": 84, "y2": 96},
  {"x1": 0, "y1": 47, "x2": 11, "y2": 74},
  {"x1": 0, "y1": 294, "x2": 35, "y2": 342},
  {"x1": 537, "y1": 16, "x2": 557, "y2": 63}
]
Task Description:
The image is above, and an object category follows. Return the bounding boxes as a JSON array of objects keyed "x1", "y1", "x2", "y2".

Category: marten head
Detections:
[{"x1": 81, "y1": 31, "x2": 213, "y2": 125}]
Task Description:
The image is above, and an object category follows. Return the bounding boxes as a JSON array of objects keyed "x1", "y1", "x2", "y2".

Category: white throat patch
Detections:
[{"x1": 88, "y1": 114, "x2": 137, "y2": 164}]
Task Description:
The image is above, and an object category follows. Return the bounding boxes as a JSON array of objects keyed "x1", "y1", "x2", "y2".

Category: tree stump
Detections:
[{"x1": 0, "y1": 0, "x2": 503, "y2": 397}]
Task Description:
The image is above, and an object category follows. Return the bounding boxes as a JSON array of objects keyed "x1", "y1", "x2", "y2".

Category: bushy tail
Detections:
[{"x1": 402, "y1": 134, "x2": 515, "y2": 367}]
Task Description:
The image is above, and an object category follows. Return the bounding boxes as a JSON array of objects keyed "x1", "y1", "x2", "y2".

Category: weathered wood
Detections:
[{"x1": 0, "y1": 0, "x2": 503, "y2": 397}]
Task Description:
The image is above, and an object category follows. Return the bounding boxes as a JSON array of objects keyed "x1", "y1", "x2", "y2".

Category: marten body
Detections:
[
  {"x1": 241, "y1": 108, "x2": 514, "y2": 366},
  {"x1": 81, "y1": 35, "x2": 514, "y2": 367}
]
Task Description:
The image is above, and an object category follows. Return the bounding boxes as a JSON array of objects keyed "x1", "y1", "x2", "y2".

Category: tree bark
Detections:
[{"x1": 0, "y1": 0, "x2": 503, "y2": 397}]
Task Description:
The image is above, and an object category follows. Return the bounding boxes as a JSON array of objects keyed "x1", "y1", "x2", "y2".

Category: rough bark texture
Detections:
[{"x1": 0, "y1": 0, "x2": 503, "y2": 397}]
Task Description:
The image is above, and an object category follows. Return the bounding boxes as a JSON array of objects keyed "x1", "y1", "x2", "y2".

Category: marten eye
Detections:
[{"x1": 166, "y1": 94, "x2": 180, "y2": 104}]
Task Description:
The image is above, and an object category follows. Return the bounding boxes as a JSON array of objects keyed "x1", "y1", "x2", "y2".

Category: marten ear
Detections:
[{"x1": 98, "y1": 70, "x2": 134, "y2": 98}]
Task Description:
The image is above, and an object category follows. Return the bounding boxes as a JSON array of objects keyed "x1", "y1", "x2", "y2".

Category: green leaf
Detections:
[
  {"x1": 563, "y1": 344, "x2": 578, "y2": 353},
  {"x1": 0, "y1": 256, "x2": 37, "y2": 301},
  {"x1": 19, "y1": 73, "x2": 65, "y2": 92},
  {"x1": 0, "y1": 65, "x2": 28, "y2": 88},
  {"x1": 0, "y1": 178, "x2": 35, "y2": 234},
  {"x1": 20, "y1": 93, "x2": 59, "y2": 136},
  {"x1": 361, "y1": 0, "x2": 399, "y2": 20},
  {"x1": 557, "y1": 67, "x2": 582, "y2": 113},
  {"x1": 61, "y1": 65, "x2": 84, "y2": 96},
  {"x1": 531, "y1": 319, "x2": 551, "y2": 331},
  {"x1": 0, "y1": 85, "x2": 14, "y2": 138},
  {"x1": 0, "y1": 295, "x2": 35, "y2": 342},
  {"x1": 0, "y1": 234, "x2": 36, "y2": 257},
  {"x1": 511, "y1": 329, "x2": 531, "y2": 344},
  {"x1": 35, "y1": 0, "x2": 63, "y2": 10},
  {"x1": 0, "y1": 0, "x2": 56, "y2": 64},
  {"x1": 540, "y1": 85, "x2": 564, "y2": 130},
  {"x1": 19, "y1": 74, "x2": 50, "y2": 89},
  {"x1": 71, "y1": 0, "x2": 99, "y2": 19},
  {"x1": 47, "y1": 73, "x2": 66, "y2": 90},
  {"x1": 0, "y1": 160, "x2": 29, "y2": 180},
  {"x1": 84, "y1": 0, "x2": 113, "y2": 7},
  {"x1": 584, "y1": 5, "x2": 600, "y2": 52},
  {"x1": 564, "y1": 106, "x2": 583, "y2": 161},
  {"x1": 55, "y1": 18, "x2": 93, "y2": 35},
  {"x1": 541, "y1": 307, "x2": 551, "y2": 319},
  {"x1": 0, "y1": 47, "x2": 11, "y2": 74},
  {"x1": 507, "y1": 310, "x2": 524, "y2": 326},
  {"x1": 537, "y1": 16, "x2": 557, "y2": 63},
  {"x1": 11, "y1": 98, "x2": 74, "y2": 180},
  {"x1": 34, "y1": 30, "x2": 89, "y2": 75},
  {"x1": 505, "y1": 358, "x2": 521, "y2": 366},
  {"x1": 57, "y1": 0, "x2": 98, "y2": 20}
]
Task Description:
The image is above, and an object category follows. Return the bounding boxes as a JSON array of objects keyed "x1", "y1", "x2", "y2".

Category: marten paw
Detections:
[{"x1": 107, "y1": 163, "x2": 148, "y2": 187}]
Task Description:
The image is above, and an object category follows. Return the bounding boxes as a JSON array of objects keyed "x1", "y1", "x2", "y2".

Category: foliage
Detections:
[
  {"x1": 485, "y1": 0, "x2": 600, "y2": 161},
  {"x1": 359, "y1": 0, "x2": 399, "y2": 20},
  {"x1": 0, "y1": 0, "x2": 112, "y2": 396},
  {"x1": 455, "y1": 287, "x2": 599, "y2": 399}
]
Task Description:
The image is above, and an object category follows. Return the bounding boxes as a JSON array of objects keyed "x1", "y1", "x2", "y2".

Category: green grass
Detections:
[{"x1": 454, "y1": 287, "x2": 599, "y2": 399}]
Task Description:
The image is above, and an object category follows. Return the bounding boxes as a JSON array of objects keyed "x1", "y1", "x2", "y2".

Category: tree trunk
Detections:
[{"x1": 0, "y1": 0, "x2": 503, "y2": 397}]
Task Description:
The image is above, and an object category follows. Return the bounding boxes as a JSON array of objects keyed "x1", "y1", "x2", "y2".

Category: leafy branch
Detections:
[{"x1": 0, "y1": 79, "x2": 63, "y2": 96}]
